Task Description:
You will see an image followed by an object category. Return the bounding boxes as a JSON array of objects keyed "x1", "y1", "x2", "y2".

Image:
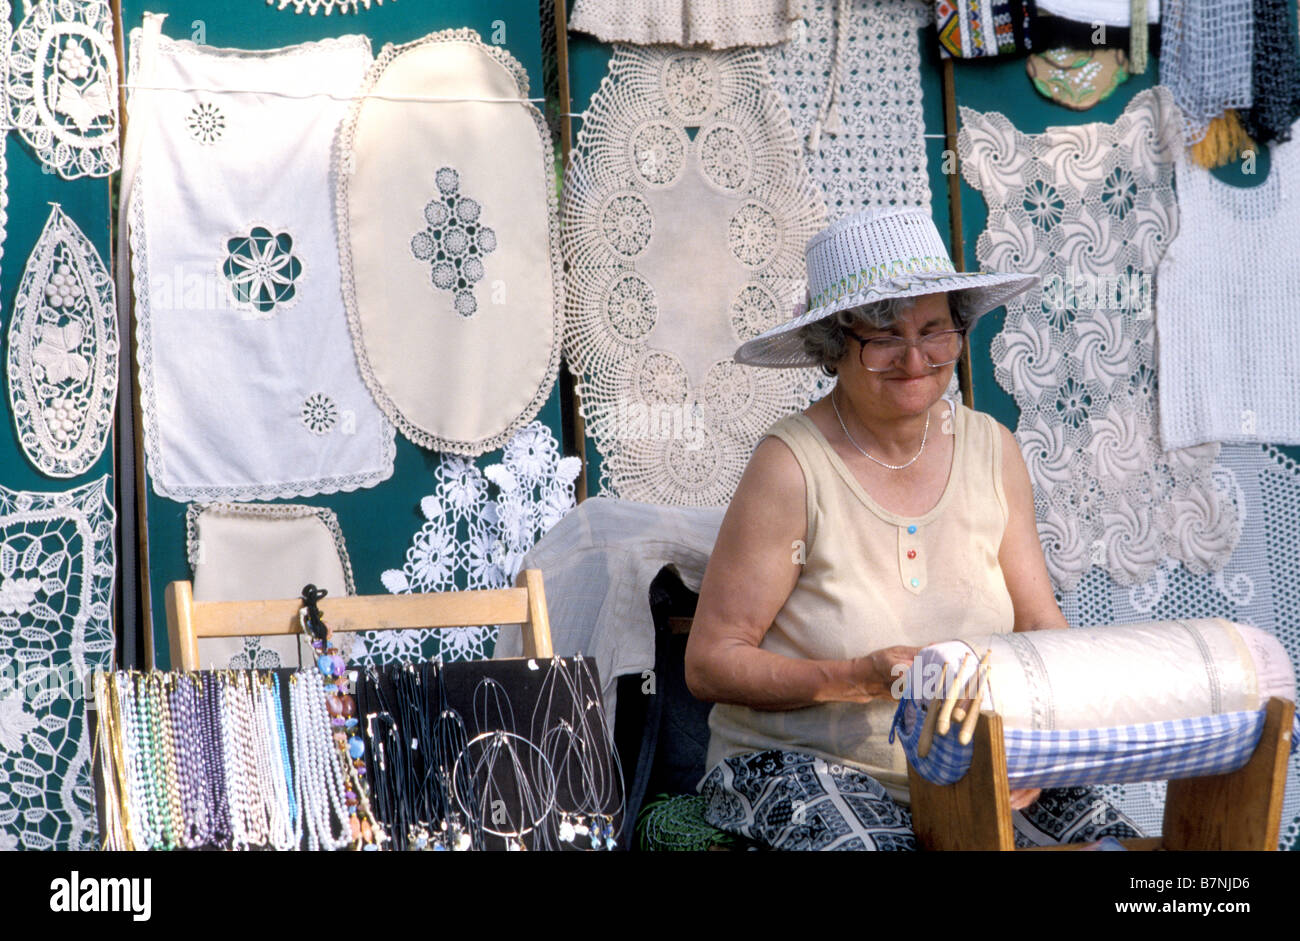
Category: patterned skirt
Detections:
[{"x1": 701, "y1": 750, "x2": 1144, "y2": 851}]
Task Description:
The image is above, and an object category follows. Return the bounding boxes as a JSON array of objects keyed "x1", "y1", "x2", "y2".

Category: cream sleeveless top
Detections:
[{"x1": 705, "y1": 398, "x2": 1016, "y2": 803}]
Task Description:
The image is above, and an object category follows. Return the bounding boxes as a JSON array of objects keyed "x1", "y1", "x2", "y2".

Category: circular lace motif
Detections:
[
  {"x1": 600, "y1": 192, "x2": 654, "y2": 257},
  {"x1": 698, "y1": 123, "x2": 752, "y2": 192},
  {"x1": 221, "y1": 226, "x2": 303, "y2": 316},
  {"x1": 664, "y1": 434, "x2": 722, "y2": 489},
  {"x1": 661, "y1": 55, "x2": 717, "y2": 123},
  {"x1": 728, "y1": 203, "x2": 779, "y2": 267},
  {"x1": 631, "y1": 121, "x2": 687, "y2": 187},
  {"x1": 186, "y1": 102, "x2": 225, "y2": 144},
  {"x1": 634, "y1": 350, "x2": 689, "y2": 405},
  {"x1": 605, "y1": 274, "x2": 658, "y2": 341},
  {"x1": 700, "y1": 360, "x2": 755, "y2": 420},
  {"x1": 301, "y1": 393, "x2": 338, "y2": 435},
  {"x1": 729, "y1": 282, "x2": 781, "y2": 341}
]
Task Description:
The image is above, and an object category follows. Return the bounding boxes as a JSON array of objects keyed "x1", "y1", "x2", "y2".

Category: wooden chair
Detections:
[
  {"x1": 162, "y1": 568, "x2": 553, "y2": 671},
  {"x1": 907, "y1": 697, "x2": 1296, "y2": 851}
]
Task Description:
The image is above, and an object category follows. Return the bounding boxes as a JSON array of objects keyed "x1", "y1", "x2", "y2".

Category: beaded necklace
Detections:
[
  {"x1": 299, "y1": 585, "x2": 384, "y2": 850},
  {"x1": 290, "y1": 669, "x2": 353, "y2": 851}
]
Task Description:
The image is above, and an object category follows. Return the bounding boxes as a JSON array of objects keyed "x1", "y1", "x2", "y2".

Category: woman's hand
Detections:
[
  {"x1": 1009, "y1": 788, "x2": 1041, "y2": 810},
  {"x1": 857, "y1": 645, "x2": 922, "y2": 700}
]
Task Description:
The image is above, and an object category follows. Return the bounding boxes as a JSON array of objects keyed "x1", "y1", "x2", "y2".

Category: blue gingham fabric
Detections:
[{"x1": 889, "y1": 697, "x2": 1300, "y2": 789}]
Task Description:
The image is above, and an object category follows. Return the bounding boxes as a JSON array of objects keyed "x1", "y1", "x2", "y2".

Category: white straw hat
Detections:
[{"x1": 734, "y1": 207, "x2": 1038, "y2": 368}]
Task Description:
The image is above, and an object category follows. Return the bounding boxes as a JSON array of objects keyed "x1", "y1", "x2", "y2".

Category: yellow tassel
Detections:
[{"x1": 1190, "y1": 110, "x2": 1257, "y2": 169}]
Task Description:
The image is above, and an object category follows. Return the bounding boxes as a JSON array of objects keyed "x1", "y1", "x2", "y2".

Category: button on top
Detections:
[
  {"x1": 907, "y1": 525, "x2": 917, "y2": 534},
  {"x1": 910, "y1": 577, "x2": 920, "y2": 587},
  {"x1": 907, "y1": 549, "x2": 917, "y2": 559}
]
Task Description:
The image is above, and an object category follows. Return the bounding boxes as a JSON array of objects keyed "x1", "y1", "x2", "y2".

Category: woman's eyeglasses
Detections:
[{"x1": 846, "y1": 329, "x2": 965, "y2": 372}]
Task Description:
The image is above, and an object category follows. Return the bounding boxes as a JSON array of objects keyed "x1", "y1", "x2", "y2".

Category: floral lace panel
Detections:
[
  {"x1": 0, "y1": 477, "x2": 114, "y2": 850},
  {"x1": 9, "y1": 205, "x2": 118, "y2": 479},
  {"x1": 352, "y1": 421, "x2": 580, "y2": 664},
  {"x1": 221, "y1": 226, "x2": 304, "y2": 317},
  {"x1": 563, "y1": 46, "x2": 827, "y2": 506},
  {"x1": 7, "y1": 0, "x2": 119, "y2": 179},
  {"x1": 409, "y1": 167, "x2": 498, "y2": 319},
  {"x1": 1061, "y1": 445, "x2": 1300, "y2": 850},
  {"x1": 958, "y1": 87, "x2": 1240, "y2": 591},
  {"x1": 764, "y1": 0, "x2": 933, "y2": 217}
]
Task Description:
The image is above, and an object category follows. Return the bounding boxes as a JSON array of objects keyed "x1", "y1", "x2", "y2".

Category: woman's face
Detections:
[{"x1": 836, "y1": 293, "x2": 958, "y2": 420}]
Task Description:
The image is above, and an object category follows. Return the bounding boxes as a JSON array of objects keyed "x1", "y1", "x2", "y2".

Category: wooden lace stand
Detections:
[{"x1": 906, "y1": 697, "x2": 1295, "y2": 851}]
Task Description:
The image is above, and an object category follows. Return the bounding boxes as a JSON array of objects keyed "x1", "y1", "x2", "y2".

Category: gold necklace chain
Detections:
[{"x1": 831, "y1": 386, "x2": 930, "y2": 471}]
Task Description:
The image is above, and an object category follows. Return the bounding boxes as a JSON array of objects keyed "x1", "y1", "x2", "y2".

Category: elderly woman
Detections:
[{"x1": 684, "y1": 208, "x2": 1142, "y2": 850}]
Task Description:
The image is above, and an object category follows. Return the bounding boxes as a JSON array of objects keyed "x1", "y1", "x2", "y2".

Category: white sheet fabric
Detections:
[
  {"x1": 493, "y1": 496, "x2": 725, "y2": 720},
  {"x1": 127, "y1": 25, "x2": 395, "y2": 501},
  {"x1": 914, "y1": 619, "x2": 1295, "y2": 731}
]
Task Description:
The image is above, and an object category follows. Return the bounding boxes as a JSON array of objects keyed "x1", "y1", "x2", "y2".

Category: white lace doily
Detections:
[
  {"x1": 569, "y1": 0, "x2": 803, "y2": 48},
  {"x1": 350, "y1": 421, "x2": 580, "y2": 665},
  {"x1": 563, "y1": 46, "x2": 827, "y2": 506},
  {"x1": 764, "y1": 0, "x2": 933, "y2": 217},
  {"x1": 185, "y1": 502, "x2": 356, "y2": 670},
  {"x1": 0, "y1": 477, "x2": 114, "y2": 850},
  {"x1": 1058, "y1": 444, "x2": 1300, "y2": 851},
  {"x1": 126, "y1": 27, "x2": 396, "y2": 502},
  {"x1": 6, "y1": 0, "x2": 119, "y2": 179},
  {"x1": 8, "y1": 205, "x2": 117, "y2": 479},
  {"x1": 958, "y1": 87, "x2": 1240, "y2": 592},
  {"x1": 336, "y1": 28, "x2": 563, "y2": 456}
]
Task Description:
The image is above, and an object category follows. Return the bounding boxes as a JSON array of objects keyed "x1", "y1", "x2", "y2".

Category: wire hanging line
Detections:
[{"x1": 120, "y1": 81, "x2": 545, "y2": 105}]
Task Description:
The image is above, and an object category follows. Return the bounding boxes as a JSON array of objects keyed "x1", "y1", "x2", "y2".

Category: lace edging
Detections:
[
  {"x1": 185, "y1": 501, "x2": 357, "y2": 595},
  {"x1": 333, "y1": 28, "x2": 563, "y2": 457}
]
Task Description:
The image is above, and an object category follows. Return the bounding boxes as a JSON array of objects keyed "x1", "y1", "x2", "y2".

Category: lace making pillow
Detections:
[
  {"x1": 126, "y1": 26, "x2": 396, "y2": 502},
  {"x1": 336, "y1": 28, "x2": 562, "y2": 456}
]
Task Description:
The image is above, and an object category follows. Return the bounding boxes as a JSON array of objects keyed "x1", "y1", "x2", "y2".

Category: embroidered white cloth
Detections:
[
  {"x1": 353, "y1": 421, "x2": 581, "y2": 665},
  {"x1": 493, "y1": 496, "x2": 726, "y2": 723},
  {"x1": 8, "y1": 204, "x2": 117, "y2": 478},
  {"x1": 1159, "y1": 0, "x2": 1254, "y2": 144},
  {"x1": 569, "y1": 0, "x2": 804, "y2": 48},
  {"x1": 1156, "y1": 139, "x2": 1300, "y2": 449},
  {"x1": 764, "y1": 0, "x2": 932, "y2": 218},
  {"x1": 7, "y1": 0, "x2": 119, "y2": 179},
  {"x1": 563, "y1": 46, "x2": 826, "y2": 506},
  {"x1": 187, "y1": 503, "x2": 355, "y2": 670},
  {"x1": 337, "y1": 29, "x2": 562, "y2": 456},
  {"x1": 126, "y1": 26, "x2": 395, "y2": 501},
  {"x1": 958, "y1": 87, "x2": 1240, "y2": 591},
  {"x1": 268, "y1": 0, "x2": 390, "y2": 12},
  {"x1": 0, "y1": 477, "x2": 115, "y2": 850}
]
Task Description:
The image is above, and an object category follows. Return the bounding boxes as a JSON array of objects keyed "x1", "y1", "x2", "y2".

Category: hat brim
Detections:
[{"x1": 733, "y1": 269, "x2": 1040, "y2": 369}]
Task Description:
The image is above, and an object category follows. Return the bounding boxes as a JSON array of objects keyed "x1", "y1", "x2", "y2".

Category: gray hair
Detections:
[{"x1": 799, "y1": 293, "x2": 968, "y2": 377}]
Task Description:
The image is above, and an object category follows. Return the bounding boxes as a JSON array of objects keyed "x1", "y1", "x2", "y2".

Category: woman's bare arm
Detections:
[{"x1": 684, "y1": 435, "x2": 916, "y2": 709}]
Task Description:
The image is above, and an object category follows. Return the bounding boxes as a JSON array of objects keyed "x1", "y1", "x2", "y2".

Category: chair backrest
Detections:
[{"x1": 162, "y1": 568, "x2": 553, "y2": 670}]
